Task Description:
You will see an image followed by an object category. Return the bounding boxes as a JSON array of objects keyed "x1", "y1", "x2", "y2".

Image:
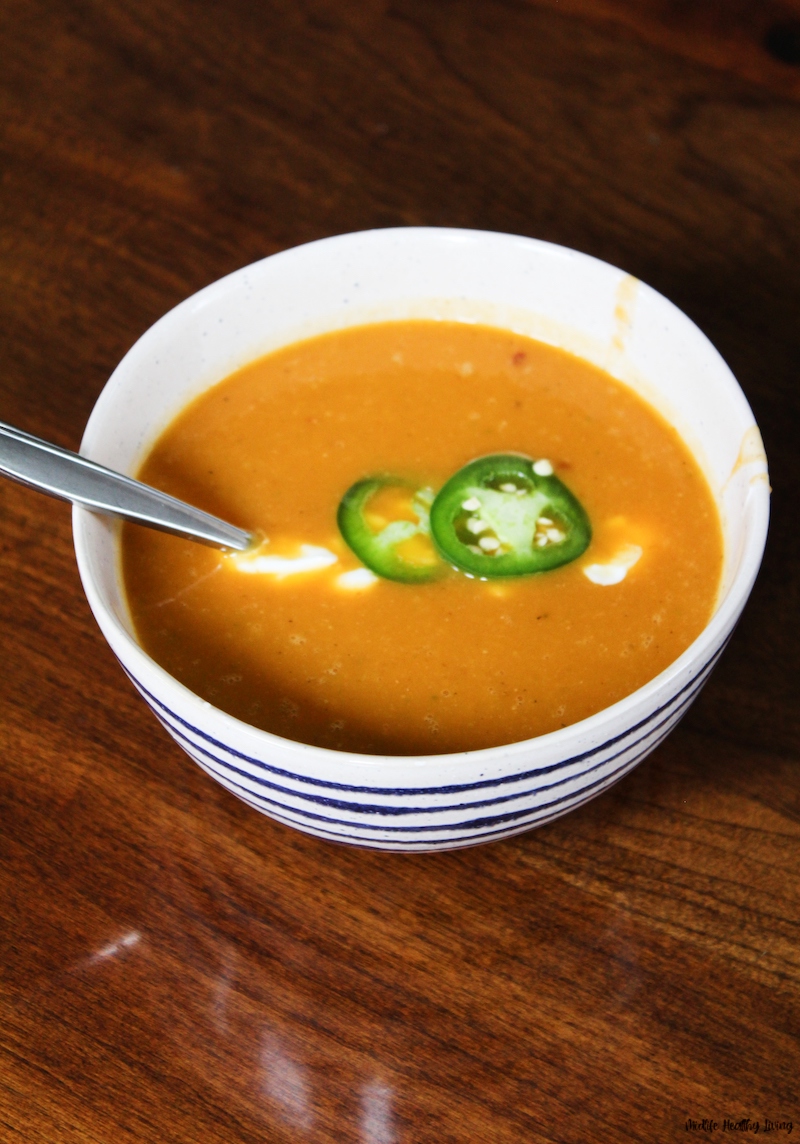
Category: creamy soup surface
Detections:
[{"x1": 122, "y1": 321, "x2": 723, "y2": 755}]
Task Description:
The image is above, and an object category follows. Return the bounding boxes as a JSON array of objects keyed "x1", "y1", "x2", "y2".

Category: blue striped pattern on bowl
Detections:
[{"x1": 122, "y1": 639, "x2": 725, "y2": 851}]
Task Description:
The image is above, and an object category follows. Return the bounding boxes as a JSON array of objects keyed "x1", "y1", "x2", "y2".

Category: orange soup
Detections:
[{"x1": 121, "y1": 321, "x2": 723, "y2": 755}]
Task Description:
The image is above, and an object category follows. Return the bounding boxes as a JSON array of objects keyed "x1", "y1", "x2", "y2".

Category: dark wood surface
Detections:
[{"x1": 2, "y1": 2, "x2": 800, "y2": 1140}]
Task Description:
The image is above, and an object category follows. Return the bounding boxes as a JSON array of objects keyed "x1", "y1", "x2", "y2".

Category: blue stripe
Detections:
[
  {"x1": 192, "y1": 761, "x2": 600, "y2": 848},
  {"x1": 177, "y1": 715, "x2": 676, "y2": 835},
  {"x1": 121, "y1": 634, "x2": 727, "y2": 797},
  {"x1": 154, "y1": 668, "x2": 703, "y2": 818}
]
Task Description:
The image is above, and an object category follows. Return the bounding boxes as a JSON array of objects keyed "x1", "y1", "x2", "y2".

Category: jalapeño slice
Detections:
[
  {"x1": 429, "y1": 454, "x2": 591, "y2": 577},
  {"x1": 337, "y1": 477, "x2": 445, "y2": 583}
]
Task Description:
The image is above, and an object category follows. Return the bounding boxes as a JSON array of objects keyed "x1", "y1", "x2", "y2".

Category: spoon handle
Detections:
[{"x1": 0, "y1": 420, "x2": 252, "y2": 551}]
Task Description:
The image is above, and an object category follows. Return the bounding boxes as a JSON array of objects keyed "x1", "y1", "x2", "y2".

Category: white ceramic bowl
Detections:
[{"x1": 74, "y1": 228, "x2": 769, "y2": 851}]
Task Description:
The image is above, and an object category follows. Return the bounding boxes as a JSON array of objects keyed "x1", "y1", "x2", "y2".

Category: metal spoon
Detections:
[{"x1": 0, "y1": 419, "x2": 252, "y2": 551}]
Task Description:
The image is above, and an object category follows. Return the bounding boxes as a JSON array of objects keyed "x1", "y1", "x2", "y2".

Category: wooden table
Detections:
[{"x1": 2, "y1": 2, "x2": 799, "y2": 1140}]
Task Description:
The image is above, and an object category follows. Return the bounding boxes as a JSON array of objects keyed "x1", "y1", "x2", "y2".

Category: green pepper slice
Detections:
[
  {"x1": 337, "y1": 477, "x2": 445, "y2": 583},
  {"x1": 429, "y1": 454, "x2": 591, "y2": 577}
]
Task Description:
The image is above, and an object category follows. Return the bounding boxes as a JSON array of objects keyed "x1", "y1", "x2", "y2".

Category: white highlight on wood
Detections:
[{"x1": 89, "y1": 931, "x2": 141, "y2": 964}]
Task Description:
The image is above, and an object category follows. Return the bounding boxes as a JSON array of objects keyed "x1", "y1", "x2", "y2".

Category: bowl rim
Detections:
[{"x1": 74, "y1": 225, "x2": 771, "y2": 773}]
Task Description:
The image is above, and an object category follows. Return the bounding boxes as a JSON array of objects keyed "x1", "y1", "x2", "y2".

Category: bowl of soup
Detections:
[{"x1": 73, "y1": 228, "x2": 769, "y2": 851}]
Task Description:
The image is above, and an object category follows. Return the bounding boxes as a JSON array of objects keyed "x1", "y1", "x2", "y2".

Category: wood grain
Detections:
[{"x1": 1, "y1": 2, "x2": 799, "y2": 1140}]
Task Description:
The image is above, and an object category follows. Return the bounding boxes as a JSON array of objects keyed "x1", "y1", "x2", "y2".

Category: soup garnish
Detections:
[
  {"x1": 337, "y1": 477, "x2": 443, "y2": 582},
  {"x1": 338, "y1": 455, "x2": 591, "y2": 581},
  {"x1": 428, "y1": 453, "x2": 591, "y2": 577}
]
